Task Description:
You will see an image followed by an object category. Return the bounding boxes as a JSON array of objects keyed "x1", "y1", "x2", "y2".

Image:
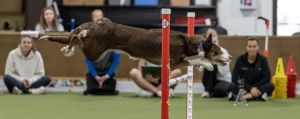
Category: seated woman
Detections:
[
  {"x1": 35, "y1": 6, "x2": 64, "y2": 32},
  {"x1": 228, "y1": 37, "x2": 274, "y2": 101},
  {"x1": 129, "y1": 60, "x2": 182, "y2": 97},
  {"x1": 201, "y1": 28, "x2": 232, "y2": 98},
  {"x1": 4, "y1": 35, "x2": 53, "y2": 95}
]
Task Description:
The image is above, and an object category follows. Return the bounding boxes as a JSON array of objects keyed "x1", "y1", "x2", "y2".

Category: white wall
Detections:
[{"x1": 217, "y1": 0, "x2": 273, "y2": 36}]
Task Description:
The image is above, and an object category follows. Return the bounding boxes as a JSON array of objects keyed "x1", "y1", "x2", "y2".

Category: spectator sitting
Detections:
[
  {"x1": 228, "y1": 37, "x2": 274, "y2": 101},
  {"x1": 4, "y1": 35, "x2": 53, "y2": 95},
  {"x1": 129, "y1": 59, "x2": 182, "y2": 97},
  {"x1": 35, "y1": 6, "x2": 64, "y2": 32},
  {"x1": 91, "y1": 9, "x2": 104, "y2": 22},
  {"x1": 83, "y1": 9, "x2": 121, "y2": 95},
  {"x1": 201, "y1": 28, "x2": 232, "y2": 98}
]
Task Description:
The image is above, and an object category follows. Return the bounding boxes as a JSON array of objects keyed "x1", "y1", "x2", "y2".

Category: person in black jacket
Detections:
[{"x1": 228, "y1": 37, "x2": 274, "y2": 101}]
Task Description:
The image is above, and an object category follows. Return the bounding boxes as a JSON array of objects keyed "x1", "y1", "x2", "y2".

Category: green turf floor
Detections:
[{"x1": 0, "y1": 92, "x2": 299, "y2": 119}]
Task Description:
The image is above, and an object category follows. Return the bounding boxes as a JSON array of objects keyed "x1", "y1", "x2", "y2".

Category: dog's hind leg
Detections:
[{"x1": 39, "y1": 36, "x2": 70, "y2": 44}]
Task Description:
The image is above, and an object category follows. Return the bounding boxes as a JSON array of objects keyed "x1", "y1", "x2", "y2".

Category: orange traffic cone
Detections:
[{"x1": 286, "y1": 55, "x2": 297, "y2": 98}]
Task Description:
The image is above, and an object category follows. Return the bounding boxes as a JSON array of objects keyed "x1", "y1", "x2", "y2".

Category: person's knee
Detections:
[
  {"x1": 129, "y1": 68, "x2": 140, "y2": 78},
  {"x1": 228, "y1": 83, "x2": 239, "y2": 94},
  {"x1": 3, "y1": 75, "x2": 14, "y2": 81},
  {"x1": 42, "y1": 75, "x2": 51, "y2": 81},
  {"x1": 213, "y1": 82, "x2": 229, "y2": 97},
  {"x1": 267, "y1": 83, "x2": 275, "y2": 95},
  {"x1": 269, "y1": 83, "x2": 275, "y2": 90}
]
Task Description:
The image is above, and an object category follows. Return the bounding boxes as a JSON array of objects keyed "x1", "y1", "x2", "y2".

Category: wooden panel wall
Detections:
[{"x1": 0, "y1": 32, "x2": 299, "y2": 81}]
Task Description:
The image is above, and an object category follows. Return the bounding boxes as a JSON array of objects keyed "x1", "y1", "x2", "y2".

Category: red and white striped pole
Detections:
[
  {"x1": 186, "y1": 12, "x2": 195, "y2": 119},
  {"x1": 188, "y1": 12, "x2": 195, "y2": 38},
  {"x1": 161, "y1": 8, "x2": 171, "y2": 119}
]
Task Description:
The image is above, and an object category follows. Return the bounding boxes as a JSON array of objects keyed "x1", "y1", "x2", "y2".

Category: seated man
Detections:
[
  {"x1": 129, "y1": 60, "x2": 182, "y2": 97},
  {"x1": 228, "y1": 37, "x2": 274, "y2": 101},
  {"x1": 4, "y1": 35, "x2": 52, "y2": 95}
]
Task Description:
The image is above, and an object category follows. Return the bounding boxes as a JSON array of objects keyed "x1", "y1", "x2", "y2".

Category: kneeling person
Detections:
[{"x1": 84, "y1": 51, "x2": 121, "y2": 95}]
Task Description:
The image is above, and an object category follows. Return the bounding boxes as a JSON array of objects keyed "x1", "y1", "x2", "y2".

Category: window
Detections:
[{"x1": 277, "y1": 0, "x2": 300, "y2": 35}]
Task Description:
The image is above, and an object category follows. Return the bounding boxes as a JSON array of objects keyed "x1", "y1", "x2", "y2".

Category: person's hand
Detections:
[
  {"x1": 250, "y1": 87, "x2": 261, "y2": 97},
  {"x1": 22, "y1": 80, "x2": 30, "y2": 88},
  {"x1": 95, "y1": 75, "x2": 109, "y2": 88}
]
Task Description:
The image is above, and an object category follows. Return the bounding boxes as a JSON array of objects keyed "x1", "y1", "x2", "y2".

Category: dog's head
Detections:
[{"x1": 200, "y1": 33, "x2": 231, "y2": 65}]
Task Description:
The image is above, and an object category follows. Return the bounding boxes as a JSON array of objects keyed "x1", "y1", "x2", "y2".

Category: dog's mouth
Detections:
[
  {"x1": 217, "y1": 59, "x2": 228, "y2": 65},
  {"x1": 211, "y1": 54, "x2": 232, "y2": 66}
]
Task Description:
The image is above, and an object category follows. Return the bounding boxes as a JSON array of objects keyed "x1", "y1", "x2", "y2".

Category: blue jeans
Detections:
[{"x1": 3, "y1": 75, "x2": 51, "y2": 94}]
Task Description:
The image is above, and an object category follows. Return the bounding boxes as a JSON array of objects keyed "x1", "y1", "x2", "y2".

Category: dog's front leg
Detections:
[
  {"x1": 60, "y1": 45, "x2": 75, "y2": 57},
  {"x1": 185, "y1": 56, "x2": 214, "y2": 71}
]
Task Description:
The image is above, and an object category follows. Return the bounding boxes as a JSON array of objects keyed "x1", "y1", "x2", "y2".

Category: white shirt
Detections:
[{"x1": 4, "y1": 47, "x2": 45, "y2": 84}]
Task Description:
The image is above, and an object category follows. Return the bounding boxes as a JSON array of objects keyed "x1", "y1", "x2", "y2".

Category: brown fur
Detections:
[{"x1": 40, "y1": 18, "x2": 223, "y2": 69}]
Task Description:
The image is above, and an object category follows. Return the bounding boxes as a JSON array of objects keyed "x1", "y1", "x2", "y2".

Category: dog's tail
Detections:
[{"x1": 39, "y1": 35, "x2": 70, "y2": 44}]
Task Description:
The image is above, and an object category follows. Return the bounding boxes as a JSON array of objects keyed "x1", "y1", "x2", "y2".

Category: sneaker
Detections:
[
  {"x1": 48, "y1": 80, "x2": 58, "y2": 87},
  {"x1": 261, "y1": 92, "x2": 269, "y2": 101},
  {"x1": 169, "y1": 89, "x2": 175, "y2": 97},
  {"x1": 201, "y1": 91, "x2": 210, "y2": 98},
  {"x1": 31, "y1": 86, "x2": 46, "y2": 95},
  {"x1": 157, "y1": 90, "x2": 162, "y2": 97},
  {"x1": 228, "y1": 92, "x2": 236, "y2": 101},
  {"x1": 136, "y1": 89, "x2": 153, "y2": 97},
  {"x1": 12, "y1": 87, "x2": 22, "y2": 95}
]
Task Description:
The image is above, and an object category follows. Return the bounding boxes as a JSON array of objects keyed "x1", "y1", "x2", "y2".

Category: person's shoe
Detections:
[
  {"x1": 261, "y1": 92, "x2": 269, "y2": 101},
  {"x1": 48, "y1": 80, "x2": 58, "y2": 87},
  {"x1": 31, "y1": 86, "x2": 46, "y2": 95},
  {"x1": 169, "y1": 89, "x2": 175, "y2": 97},
  {"x1": 12, "y1": 87, "x2": 22, "y2": 95},
  {"x1": 228, "y1": 92, "x2": 236, "y2": 101},
  {"x1": 136, "y1": 89, "x2": 153, "y2": 97},
  {"x1": 201, "y1": 91, "x2": 210, "y2": 98},
  {"x1": 157, "y1": 90, "x2": 162, "y2": 97}
]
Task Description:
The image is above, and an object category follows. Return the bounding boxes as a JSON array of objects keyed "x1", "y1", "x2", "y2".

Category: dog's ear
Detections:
[{"x1": 203, "y1": 33, "x2": 212, "y2": 52}]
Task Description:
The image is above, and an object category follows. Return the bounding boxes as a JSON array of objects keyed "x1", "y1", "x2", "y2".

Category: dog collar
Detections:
[
  {"x1": 198, "y1": 34, "x2": 205, "y2": 57},
  {"x1": 199, "y1": 33, "x2": 205, "y2": 51}
]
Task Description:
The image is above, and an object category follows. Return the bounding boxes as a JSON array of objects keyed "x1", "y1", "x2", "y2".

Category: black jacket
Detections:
[{"x1": 232, "y1": 53, "x2": 271, "y2": 91}]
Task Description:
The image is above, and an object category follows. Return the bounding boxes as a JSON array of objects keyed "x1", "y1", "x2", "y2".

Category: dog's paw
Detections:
[
  {"x1": 204, "y1": 63, "x2": 214, "y2": 71},
  {"x1": 195, "y1": 65, "x2": 204, "y2": 72},
  {"x1": 60, "y1": 45, "x2": 75, "y2": 57}
]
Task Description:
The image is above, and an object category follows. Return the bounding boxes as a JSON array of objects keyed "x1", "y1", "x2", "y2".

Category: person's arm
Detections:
[
  {"x1": 254, "y1": 57, "x2": 271, "y2": 86},
  {"x1": 137, "y1": 59, "x2": 145, "y2": 71},
  {"x1": 29, "y1": 52, "x2": 45, "y2": 84},
  {"x1": 105, "y1": 52, "x2": 121, "y2": 78},
  {"x1": 4, "y1": 51, "x2": 23, "y2": 82},
  {"x1": 35, "y1": 24, "x2": 45, "y2": 33},
  {"x1": 85, "y1": 59, "x2": 98, "y2": 78}
]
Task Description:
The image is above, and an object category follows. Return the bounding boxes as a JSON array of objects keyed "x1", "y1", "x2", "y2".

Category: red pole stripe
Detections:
[{"x1": 161, "y1": 8, "x2": 170, "y2": 119}]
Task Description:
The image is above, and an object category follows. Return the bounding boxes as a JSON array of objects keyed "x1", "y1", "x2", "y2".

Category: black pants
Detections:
[
  {"x1": 3, "y1": 75, "x2": 51, "y2": 94},
  {"x1": 228, "y1": 83, "x2": 275, "y2": 96},
  {"x1": 202, "y1": 65, "x2": 231, "y2": 97},
  {"x1": 84, "y1": 74, "x2": 118, "y2": 95}
]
